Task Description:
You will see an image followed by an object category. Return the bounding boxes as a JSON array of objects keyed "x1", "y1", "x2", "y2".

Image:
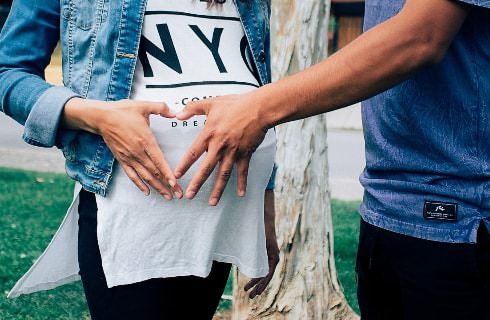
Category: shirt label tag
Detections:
[{"x1": 423, "y1": 201, "x2": 458, "y2": 221}]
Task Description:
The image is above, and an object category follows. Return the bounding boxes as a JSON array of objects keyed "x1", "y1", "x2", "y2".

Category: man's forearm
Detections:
[{"x1": 255, "y1": 0, "x2": 469, "y2": 128}]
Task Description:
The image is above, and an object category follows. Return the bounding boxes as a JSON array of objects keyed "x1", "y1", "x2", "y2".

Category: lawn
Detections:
[{"x1": 0, "y1": 167, "x2": 360, "y2": 318}]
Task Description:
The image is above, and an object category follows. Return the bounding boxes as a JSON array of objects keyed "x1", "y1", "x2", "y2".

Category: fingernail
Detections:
[
  {"x1": 209, "y1": 198, "x2": 218, "y2": 206},
  {"x1": 174, "y1": 190, "x2": 182, "y2": 199},
  {"x1": 238, "y1": 190, "x2": 245, "y2": 197},
  {"x1": 175, "y1": 172, "x2": 182, "y2": 179},
  {"x1": 186, "y1": 190, "x2": 196, "y2": 199},
  {"x1": 164, "y1": 194, "x2": 172, "y2": 201}
]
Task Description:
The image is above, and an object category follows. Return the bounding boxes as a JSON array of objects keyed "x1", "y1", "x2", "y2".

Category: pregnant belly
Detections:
[
  {"x1": 108, "y1": 84, "x2": 276, "y2": 202},
  {"x1": 105, "y1": 116, "x2": 276, "y2": 205},
  {"x1": 150, "y1": 115, "x2": 276, "y2": 193}
]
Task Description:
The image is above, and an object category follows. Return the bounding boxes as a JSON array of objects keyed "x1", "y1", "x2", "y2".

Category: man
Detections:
[{"x1": 173, "y1": 0, "x2": 490, "y2": 318}]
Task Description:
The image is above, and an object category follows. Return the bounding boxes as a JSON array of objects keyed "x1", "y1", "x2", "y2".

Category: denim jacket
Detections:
[{"x1": 0, "y1": 0, "x2": 276, "y2": 195}]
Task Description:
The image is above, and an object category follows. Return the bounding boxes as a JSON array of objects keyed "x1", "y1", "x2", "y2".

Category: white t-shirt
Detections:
[{"x1": 94, "y1": 0, "x2": 276, "y2": 287}]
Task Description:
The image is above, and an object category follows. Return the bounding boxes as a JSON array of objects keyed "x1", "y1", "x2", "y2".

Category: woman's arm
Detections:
[
  {"x1": 62, "y1": 98, "x2": 183, "y2": 200},
  {"x1": 0, "y1": 0, "x2": 80, "y2": 148},
  {"x1": 0, "y1": 0, "x2": 182, "y2": 199},
  {"x1": 173, "y1": 0, "x2": 470, "y2": 204},
  {"x1": 245, "y1": 190, "x2": 279, "y2": 298}
]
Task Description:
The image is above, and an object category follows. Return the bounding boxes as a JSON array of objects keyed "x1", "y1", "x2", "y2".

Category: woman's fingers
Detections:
[
  {"x1": 141, "y1": 101, "x2": 176, "y2": 118},
  {"x1": 144, "y1": 137, "x2": 183, "y2": 198},
  {"x1": 246, "y1": 278, "x2": 266, "y2": 299},
  {"x1": 247, "y1": 273, "x2": 273, "y2": 299},
  {"x1": 131, "y1": 161, "x2": 173, "y2": 200},
  {"x1": 245, "y1": 253, "x2": 279, "y2": 298},
  {"x1": 244, "y1": 278, "x2": 261, "y2": 291},
  {"x1": 119, "y1": 162, "x2": 150, "y2": 195}
]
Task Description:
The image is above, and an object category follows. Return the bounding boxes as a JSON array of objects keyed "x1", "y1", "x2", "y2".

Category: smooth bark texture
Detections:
[{"x1": 232, "y1": 1, "x2": 358, "y2": 319}]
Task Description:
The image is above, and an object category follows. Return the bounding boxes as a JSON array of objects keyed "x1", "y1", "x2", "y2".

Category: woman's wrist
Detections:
[{"x1": 62, "y1": 97, "x2": 107, "y2": 135}]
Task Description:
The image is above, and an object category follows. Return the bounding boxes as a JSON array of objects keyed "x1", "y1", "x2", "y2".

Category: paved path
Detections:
[
  {"x1": 327, "y1": 129, "x2": 365, "y2": 200},
  {"x1": 0, "y1": 112, "x2": 366, "y2": 200},
  {"x1": 0, "y1": 113, "x2": 65, "y2": 172}
]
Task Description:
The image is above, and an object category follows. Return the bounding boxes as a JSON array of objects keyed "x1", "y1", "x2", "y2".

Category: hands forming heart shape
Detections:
[{"x1": 74, "y1": 91, "x2": 268, "y2": 206}]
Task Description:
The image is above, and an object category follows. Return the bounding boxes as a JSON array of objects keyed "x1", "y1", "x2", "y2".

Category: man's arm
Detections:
[{"x1": 175, "y1": 0, "x2": 470, "y2": 205}]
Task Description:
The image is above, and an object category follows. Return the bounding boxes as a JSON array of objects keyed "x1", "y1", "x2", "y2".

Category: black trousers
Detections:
[
  {"x1": 357, "y1": 218, "x2": 490, "y2": 320},
  {"x1": 77, "y1": 189, "x2": 231, "y2": 320}
]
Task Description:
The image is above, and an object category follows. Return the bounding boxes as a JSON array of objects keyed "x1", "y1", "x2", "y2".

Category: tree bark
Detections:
[{"x1": 232, "y1": 1, "x2": 358, "y2": 319}]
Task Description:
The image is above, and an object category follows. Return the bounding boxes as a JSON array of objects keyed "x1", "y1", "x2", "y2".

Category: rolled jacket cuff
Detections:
[{"x1": 22, "y1": 86, "x2": 81, "y2": 148}]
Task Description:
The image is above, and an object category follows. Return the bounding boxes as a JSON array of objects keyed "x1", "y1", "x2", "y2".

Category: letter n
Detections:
[{"x1": 138, "y1": 24, "x2": 182, "y2": 76}]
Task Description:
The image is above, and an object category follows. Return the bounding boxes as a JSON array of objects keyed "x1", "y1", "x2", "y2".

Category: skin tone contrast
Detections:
[{"x1": 173, "y1": 0, "x2": 470, "y2": 205}]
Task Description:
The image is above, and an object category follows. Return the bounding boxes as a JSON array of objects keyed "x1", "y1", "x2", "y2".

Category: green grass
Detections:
[
  {"x1": 0, "y1": 167, "x2": 360, "y2": 318},
  {"x1": 0, "y1": 168, "x2": 89, "y2": 319},
  {"x1": 331, "y1": 199, "x2": 361, "y2": 314}
]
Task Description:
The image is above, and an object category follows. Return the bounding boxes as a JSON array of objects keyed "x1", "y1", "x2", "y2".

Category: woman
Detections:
[{"x1": 0, "y1": 0, "x2": 278, "y2": 318}]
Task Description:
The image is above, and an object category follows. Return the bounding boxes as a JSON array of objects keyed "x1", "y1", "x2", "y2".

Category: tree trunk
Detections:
[{"x1": 232, "y1": 1, "x2": 358, "y2": 319}]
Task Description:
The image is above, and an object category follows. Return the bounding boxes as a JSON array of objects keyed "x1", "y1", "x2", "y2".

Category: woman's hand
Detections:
[
  {"x1": 62, "y1": 98, "x2": 183, "y2": 199},
  {"x1": 244, "y1": 190, "x2": 279, "y2": 298},
  {"x1": 174, "y1": 93, "x2": 269, "y2": 206}
]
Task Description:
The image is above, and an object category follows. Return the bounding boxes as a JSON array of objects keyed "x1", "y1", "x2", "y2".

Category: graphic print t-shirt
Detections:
[
  {"x1": 94, "y1": 0, "x2": 276, "y2": 288},
  {"x1": 130, "y1": 0, "x2": 261, "y2": 112}
]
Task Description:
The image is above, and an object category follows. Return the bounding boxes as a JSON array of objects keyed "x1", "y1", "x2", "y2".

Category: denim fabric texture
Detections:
[
  {"x1": 0, "y1": 0, "x2": 276, "y2": 195},
  {"x1": 360, "y1": 0, "x2": 490, "y2": 243}
]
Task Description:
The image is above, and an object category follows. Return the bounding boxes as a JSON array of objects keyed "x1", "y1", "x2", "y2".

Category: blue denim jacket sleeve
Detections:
[{"x1": 0, "y1": 0, "x2": 80, "y2": 148}]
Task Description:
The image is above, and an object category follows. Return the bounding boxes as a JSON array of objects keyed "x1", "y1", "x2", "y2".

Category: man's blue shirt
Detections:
[{"x1": 360, "y1": 0, "x2": 490, "y2": 243}]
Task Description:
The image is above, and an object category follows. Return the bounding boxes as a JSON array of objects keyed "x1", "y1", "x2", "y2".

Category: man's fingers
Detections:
[
  {"x1": 176, "y1": 100, "x2": 209, "y2": 120},
  {"x1": 209, "y1": 154, "x2": 235, "y2": 206},
  {"x1": 184, "y1": 148, "x2": 221, "y2": 200},
  {"x1": 144, "y1": 139, "x2": 183, "y2": 198},
  {"x1": 174, "y1": 134, "x2": 208, "y2": 179},
  {"x1": 131, "y1": 161, "x2": 173, "y2": 200},
  {"x1": 120, "y1": 163, "x2": 150, "y2": 196},
  {"x1": 236, "y1": 156, "x2": 251, "y2": 197}
]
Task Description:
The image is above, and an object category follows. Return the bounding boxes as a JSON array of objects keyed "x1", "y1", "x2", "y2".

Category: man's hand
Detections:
[
  {"x1": 244, "y1": 190, "x2": 279, "y2": 298},
  {"x1": 175, "y1": 93, "x2": 269, "y2": 206},
  {"x1": 62, "y1": 98, "x2": 183, "y2": 200},
  {"x1": 173, "y1": 0, "x2": 468, "y2": 205}
]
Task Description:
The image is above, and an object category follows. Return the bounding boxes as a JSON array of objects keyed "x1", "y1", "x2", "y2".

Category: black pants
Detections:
[
  {"x1": 357, "y1": 219, "x2": 490, "y2": 320},
  {"x1": 77, "y1": 189, "x2": 231, "y2": 320}
]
